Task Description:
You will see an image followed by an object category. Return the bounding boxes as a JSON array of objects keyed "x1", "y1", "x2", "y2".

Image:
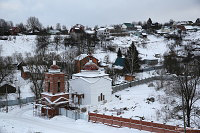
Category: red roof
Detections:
[
  {"x1": 50, "y1": 65, "x2": 60, "y2": 70},
  {"x1": 83, "y1": 60, "x2": 99, "y2": 70}
]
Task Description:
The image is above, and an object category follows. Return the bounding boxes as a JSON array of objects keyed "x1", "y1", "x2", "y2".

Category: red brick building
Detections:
[
  {"x1": 35, "y1": 61, "x2": 69, "y2": 118},
  {"x1": 75, "y1": 54, "x2": 99, "y2": 73}
]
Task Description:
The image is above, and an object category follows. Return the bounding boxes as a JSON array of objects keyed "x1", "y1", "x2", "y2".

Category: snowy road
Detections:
[{"x1": 0, "y1": 104, "x2": 149, "y2": 133}]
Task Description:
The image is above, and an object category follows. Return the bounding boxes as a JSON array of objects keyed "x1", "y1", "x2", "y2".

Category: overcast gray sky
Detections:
[{"x1": 0, "y1": 0, "x2": 200, "y2": 27}]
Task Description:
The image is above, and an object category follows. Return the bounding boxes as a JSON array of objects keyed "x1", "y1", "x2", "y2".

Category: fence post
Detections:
[
  {"x1": 103, "y1": 113, "x2": 105, "y2": 124},
  {"x1": 111, "y1": 115, "x2": 113, "y2": 126},
  {"x1": 88, "y1": 111, "x2": 90, "y2": 122},
  {"x1": 120, "y1": 116, "x2": 122, "y2": 127},
  {"x1": 140, "y1": 120, "x2": 142, "y2": 131},
  {"x1": 129, "y1": 118, "x2": 132, "y2": 128},
  {"x1": 151, "y1": 121, "x2": 153, "y2": 132}
]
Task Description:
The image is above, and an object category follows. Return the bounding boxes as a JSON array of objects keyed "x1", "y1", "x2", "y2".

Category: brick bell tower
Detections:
[{"x1": 40, "y1": 61, "x2": 69, "y2": 117}]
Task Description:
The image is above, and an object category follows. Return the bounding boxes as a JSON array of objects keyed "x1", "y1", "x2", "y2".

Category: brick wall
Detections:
[
  {"x1": 44, "y1": 73, "x2": 65, "y2": 94},
  {"x1": 75, "y1": 56, "x2": 98, "y2": 73},
  {"x1": 89, "y1": 113, "x2": 200, "y2": 133}
]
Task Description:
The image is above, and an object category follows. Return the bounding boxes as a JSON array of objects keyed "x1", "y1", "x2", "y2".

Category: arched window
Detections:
[{"x1": 98, "y1": 93, "x2": 105, "y2": 102}]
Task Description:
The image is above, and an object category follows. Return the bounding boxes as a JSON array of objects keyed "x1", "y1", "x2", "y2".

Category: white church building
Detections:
[{"x1": 69, "y1": 60, "x2": 112, "y2": 106}]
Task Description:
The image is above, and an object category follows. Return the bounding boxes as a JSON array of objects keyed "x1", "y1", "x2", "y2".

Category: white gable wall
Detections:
[
  {"x1": 69, "y1": 78, "x2": 92, "y2": 105},
  {"x1": 69, "y1": 77, "x2": 112, "y2": 105},
  {"x1": 90, "y1": 78, "x2": 112, "y2": 105}
]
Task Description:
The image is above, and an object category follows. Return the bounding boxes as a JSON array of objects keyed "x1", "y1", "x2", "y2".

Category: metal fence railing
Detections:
[
  {"x1": 59, "y1": 108, "x2": 88, "y2": 121},
  {"x1": 112, "y1": 75, "x2": 173, "y2": 93},
  {"x1": 0, "y1": 97, "x2": 35, "y2": 107}
]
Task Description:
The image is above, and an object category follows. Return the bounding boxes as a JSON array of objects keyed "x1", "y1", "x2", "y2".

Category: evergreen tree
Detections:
[
  {"x1": 147, "y1": 18, "x2": 152, "y2": 25},
  {"x1": 117, "y1": 48, "x2": 122, "y2": 58},
  {"x1": 124, "y1": 42, "x2": 140, "y2": 74}
]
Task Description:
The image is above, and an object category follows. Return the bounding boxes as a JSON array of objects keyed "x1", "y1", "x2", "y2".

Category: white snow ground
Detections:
[
  {"x1": 0, "y1": 104, "x2": 149, "y2": 133},
  {"x1": 89, "y1": 83, "x2": 183, "y2": 126}
]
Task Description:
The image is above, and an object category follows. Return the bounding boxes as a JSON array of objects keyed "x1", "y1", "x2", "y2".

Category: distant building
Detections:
[
  {"x1": 113, "y1": 57, "x2": 125, "y2": 70},
  {"x1": 97, "y1": 27, "x2": 110, "y2": 40},
  {"x1": 9, "y1": 27, "x2": 21, "y2": 35},
  {"x1": 19, "y1": 64, "x2": 48, "y2": 80},
  {"x1": 122, "y1": 23, "x2": 134, "y2": 31},
  {"x1": 70, "y1": 24, "x2": 85, "y2": 41},
  {"x1": 0, "y1": 84, "x2": 16, "y2": 94},
  {"x1": 75, "y1": 54, "x2": 99, "y2": 73}
]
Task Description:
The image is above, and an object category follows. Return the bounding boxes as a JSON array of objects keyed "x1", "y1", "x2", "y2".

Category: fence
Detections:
[
  {"x1": 112, "y1": 75, "x2": 174, "y2": 93},
  {"x1": 112, "y1": 76, "x2": 157, "y2": 93},
  {"x1": 89, "y1": 113, "x2": 200, "y2": 133},
  {"x1": 141, "y1": 65, "x2": 163, "y2": 72},
  {"x1": 0, "y1": 97, "x2": 35, "y2": 107},
  {"x1": 59, "y1": 108, "x2": 88, "y2": 121}
]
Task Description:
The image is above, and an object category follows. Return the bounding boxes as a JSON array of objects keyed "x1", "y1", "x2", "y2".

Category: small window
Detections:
[
  {"x1": 48, "y1": 82, "x2": 50, "y2": 92},
  {"x1": 57, "y1": 82, "x2": 60, "y2": 92},
  {"x1": 98, "y1": 96, "x2": 100, "y2": 102}
]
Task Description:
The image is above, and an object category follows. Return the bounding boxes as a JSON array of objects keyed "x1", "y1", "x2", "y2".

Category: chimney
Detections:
[{"x1": 53, "y1": 60, "x2": 56, "y2": 65}]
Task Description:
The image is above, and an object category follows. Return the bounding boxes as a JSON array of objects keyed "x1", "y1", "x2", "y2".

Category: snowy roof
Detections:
[
  {"x1": 85, "y1": 30, "x2": 95, "y2": 34},
  {"x1": 107, "y1": 26, "x2": 115, "y2": 30},
  {"x1": 135, "y1": 25, "x2": 142, "y2": 29},
  {"x1": 113, "y1": 65, "x2": 124, "y2": 70},
  {"x1": 41, "y1": 92, "x2": 69, "y2": 97},
  {"x1": 48, "y1": 30, "x2": 60, "y2": 34},
  {"x1": 22, "y1": 65, "x2": 48, "y2": 73},
  {"x1": 75, "y1": 54, "x2": 98, "y2": 61},
  {"x1": 185, "y1": 26, "x2": 195, "y2": 30},
  {"x1": 97, "y1": 28, "x2": 107, "y2": 31},
  {"x1": 73, "y1": 70, "x2": 109, "y2": 78},
  {"x1": 123, "y1": 23, "x2": 133, "y2": 28},
  {"x1": 41, "y1": 96, "x2": 69, "y2": 105}
]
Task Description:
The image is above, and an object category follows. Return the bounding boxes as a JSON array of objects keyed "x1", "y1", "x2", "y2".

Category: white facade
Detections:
[
  {"x1": 69, "y1": 70, "x2": 112, "y2": 106},
  {"x1": 97, "y1": 28, "x2": 110, "y2": 40}
]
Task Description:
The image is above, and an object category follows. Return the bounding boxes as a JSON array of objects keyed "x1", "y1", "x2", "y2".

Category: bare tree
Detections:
[
  {"x1": 54, "y1": 35, "x2": 63, "y2": 51},
  {"x1": 25, "y1": 54, "x2": 48, "y2": 99},
  {"x1": 56, "y1": 23, "x2": 61, "y2": 31},
  {"x1": 0, "y1": 56, "x2": 15, "y2": 86},
  {"x1": 60, "y1": 49, "x2": 77, "y2": 78},
  {"x1": 26, "y1": 16, "x2": 42, "y2": 33},
  {"x1": 164, "y1": 40, "x2": 200, "y2": 128},
  {"x1": 36, "y1": 35, "x2": 51, "y2": 57},
  {"x1": 172, "y1": 62, "x2": 200, "y2": 128}
]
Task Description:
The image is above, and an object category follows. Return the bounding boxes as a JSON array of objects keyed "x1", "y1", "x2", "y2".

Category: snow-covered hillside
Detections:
[
  {"x1": 0, "y1": 35, "x2": 36, "y2": 57},
  {"x1": 89, "y1": 82, "x2": 183, "y2": 126},
  {"x1": 0, "y1": 104, "x2": 149, "y2": 133}
]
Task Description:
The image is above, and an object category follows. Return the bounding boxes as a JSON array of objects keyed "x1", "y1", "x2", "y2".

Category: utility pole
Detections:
[{"x1": 6, "y1": 85, "x2": 8, "y2": 113}]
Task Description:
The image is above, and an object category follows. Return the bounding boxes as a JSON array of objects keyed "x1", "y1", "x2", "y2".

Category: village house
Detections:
[
  {"x1": 17, "y1": 62, "x2": 48, "y2": 80},
  {"x1": 96, "y1": 27, "x2": 110, "y2": 40},
  {"x1": 9, "y1": 27, "x2": 21, "y2": 35},
  {"x1": 121, "y1": 23, "x2": 134, "y2": 31},
  {"x1": 69, "y1": 24, "x2": 85, "y2": 41}
]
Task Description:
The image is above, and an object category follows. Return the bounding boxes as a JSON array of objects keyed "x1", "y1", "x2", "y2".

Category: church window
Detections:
[
  {"x1": 57, "y1": 82, "x2": 60, "y2": 92},
  {"x1": 48, "y1": 82, "x2": 50, "y2": 92}
]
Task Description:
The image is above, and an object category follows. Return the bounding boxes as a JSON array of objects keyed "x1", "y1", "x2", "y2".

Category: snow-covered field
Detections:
[
  {"x1": 0, "y1": 35, "x2": 36, "y2": 57},
  {"x1": 0, "y1": 104, "x2": 149, "y2": 133},
  {"x1": 89, "y1": 82, "x2": 183, "y2": 126}
]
